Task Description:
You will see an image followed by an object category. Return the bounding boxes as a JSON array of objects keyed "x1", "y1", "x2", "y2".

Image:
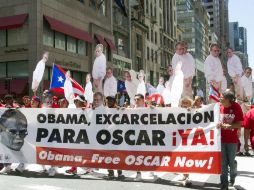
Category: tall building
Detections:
[
  {"x1": 239, "y1": 27, "x2": 247, "y2": 55},
  {"x1": 202, "y1": 0, "x2": 229, "y2": 47},
  {"x1": 229, "y1": 22, "x2": 248, "y2": 68},
  {"x1": 0, "y1": 0, "x2": 116, "y2": 98},
  {"x1": 112, "y1": 0, "x2": 132, "y2": 79},
  {"x1": 177, "y1": 0, "x2": 210, "y2": 94}
]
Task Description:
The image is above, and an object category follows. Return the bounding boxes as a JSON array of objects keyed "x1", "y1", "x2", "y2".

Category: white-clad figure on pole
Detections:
[
  {"x1": 156, "y1": 77, "x2": 165, "y2": 95},
  {"x1": 31, "y1": 52, "x2": 49, "y2": 95},
  {"x1": 163, "y1": 65, "x2": 174, "y2": 105},
  {"x1": 137, "y1": 70, "x2": 146, "y2": 98},
  {"x1": 170, "y1": 62, "x2": 184, "y2": 107},
  {"x1": 241, "y1": 67, "x2": 253, "y2": 102},
  {"x1": 125, "y1": 70, "x2": 138, "y2": 106},
  {"x1": 84, "y1": 73, "x2": 93, "y2": 108},
  {"x1": 64, "y1": 71, "x2": 76, "y2": 108},
  {"x1": 92, "y1": 44, "x2": 106, "y2": 93},
  {"x1": 104, "y1": 67, "x2": 117, "y2": 98},
  {"x1": 226, "y1": 47, "x2": 243, "y2": 99},
  {"x1": 204, "y1": 44, "x2": 224, "y2": 103},
  {"x1": 181, "y1": 41, "x2": 195, "y2": 98}
]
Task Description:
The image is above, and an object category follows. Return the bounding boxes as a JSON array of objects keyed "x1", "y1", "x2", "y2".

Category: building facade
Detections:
[
  {"x1": 0, "y1": 0, "x2": 116, "y2": 98},
  {"x1": 177, "y1": 0, "x2": 210, "y2": 95}
]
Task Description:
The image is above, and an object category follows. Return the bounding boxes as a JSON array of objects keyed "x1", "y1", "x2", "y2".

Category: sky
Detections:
[{"x1": 228, "y1": 0, "x2": 254, "y2": 72}]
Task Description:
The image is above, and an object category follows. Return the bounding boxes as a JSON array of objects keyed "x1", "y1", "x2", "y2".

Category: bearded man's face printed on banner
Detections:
[{"x1": 0, "y1": 109, "x2": 28, "y2": 151}]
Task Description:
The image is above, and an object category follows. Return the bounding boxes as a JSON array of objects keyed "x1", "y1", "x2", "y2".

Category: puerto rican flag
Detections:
[
  {"x1": 209, "y1": 84, "x2": 221, "y2": 102},
  {"x1": 50, "y1": 64, "x2": 85, "y2": 96}
]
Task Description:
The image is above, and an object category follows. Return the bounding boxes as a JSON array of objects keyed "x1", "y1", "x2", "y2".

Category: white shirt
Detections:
[
  {"x1": 104, "y1": 75, "x2": 117, "y2": 97},
  {"x1": 92, "y1": 54, "x2": 106, "y2": 79},
  {"x1": 156, "y1": 84, "x2": 165, "y2": 95},
  {"x1": 241, "y1": 75, "x2": 253, "y2": 98},
  {"x1": 31, "y1": 58, "x2": 46, "y2": 91},
  {"x1": 204, "y1": 54, "x2": 223, "y2": 82},
  {"x1": 64, "y1": 77, "x2": 74, "y2": 105},
  {"x1": 125, "y1": 70, "x2": 138, "y2": 105},
  {"x1": 137, "y1": 80, "x2": 146, "y2": 97},
  {"x1": 172, "y1": 53, "x2": 183, "y2": 72},
  {"x1": 227, "y1": 54, "x2": 243, "y2": 77},
  {"x1": 84, "y1": 81, "x2": 93, "y2": 104},
  {"x1": 181, "y1": 53, "x2": 195, "y2": 79}
]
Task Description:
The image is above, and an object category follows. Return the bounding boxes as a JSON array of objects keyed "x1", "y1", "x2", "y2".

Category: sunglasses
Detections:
[{"x1": 6, "y1": 128, "x2": 28, "y2": 138}]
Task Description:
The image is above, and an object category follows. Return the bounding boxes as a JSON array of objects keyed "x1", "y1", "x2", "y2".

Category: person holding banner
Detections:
[
  {"x1": 92, "y1": 44, "x2": 106, "y2": 93},
  {"x1": 104, "y1": 96, "x2": 125, "y2": 180},
  {"x1": 217, "y1": 90, "x2": 243, "y2": 190},
  {"x1": 137, "y1": 70, "x2": 146, "y2": 98},
  {"x1": 156, "y1": 77, "x2": 165, "y2": 95},
  {"x1": 204, "y1": 44, "x2": 224, "y2": 103}
]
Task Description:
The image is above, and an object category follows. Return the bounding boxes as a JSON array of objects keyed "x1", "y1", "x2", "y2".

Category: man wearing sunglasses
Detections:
[{"x1": 0, "y1": 109, "x2": 28, "y2": 174}]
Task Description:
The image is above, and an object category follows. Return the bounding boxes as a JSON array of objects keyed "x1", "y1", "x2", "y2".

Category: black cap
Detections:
[
  {"x1": 106, "y1": 96, "x2": 116, "y2": 101},
  {"x1": 4, "y1": 94, "x2": 13, "y2": 100}
]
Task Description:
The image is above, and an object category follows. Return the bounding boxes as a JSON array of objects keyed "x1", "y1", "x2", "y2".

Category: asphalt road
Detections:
[{"x1": 0, "y1": 156, "x2": 253, "y2": 190}]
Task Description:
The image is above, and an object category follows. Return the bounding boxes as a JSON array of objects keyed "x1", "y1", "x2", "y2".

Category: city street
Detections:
[{"x1": 0, "y1": 156, "x2": 253, "y2": 190}]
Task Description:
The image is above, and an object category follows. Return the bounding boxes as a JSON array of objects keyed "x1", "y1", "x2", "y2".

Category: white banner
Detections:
[{"x1": 0, "y1": 104, "x2": 221, "y2": 174}]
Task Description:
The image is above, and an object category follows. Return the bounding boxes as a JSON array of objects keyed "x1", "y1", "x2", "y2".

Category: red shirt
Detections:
[
  {"x1": 220, "y1": 102, "x2": 243, "y2": 143},
  {"x1": 242, "y1": 108, "x2": 254, "y2": 147}
]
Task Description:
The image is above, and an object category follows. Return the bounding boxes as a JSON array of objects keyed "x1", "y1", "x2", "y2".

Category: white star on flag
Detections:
[{"x1": 58, "y1": 76, "x2": 64, "y2": 83}]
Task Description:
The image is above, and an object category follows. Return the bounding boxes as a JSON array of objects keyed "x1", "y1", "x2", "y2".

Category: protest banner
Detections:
[{"x1": 0, "y1": 104, "x2": 221, "y2": 174}]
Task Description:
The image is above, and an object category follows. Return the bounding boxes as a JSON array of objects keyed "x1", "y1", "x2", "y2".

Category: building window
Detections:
[
  {"x1": 78, "y1": 40, "x2": 87, "y2": 55},
  {"x1": 0, "y1": 30, "x2": 6, "y2": 47},
  {"x1": 72, "y1": 71, "x2": 82, "y2": 84},
  {"x1": 147, "y1": 30, "x2": 149, "y2": 40},
  {"x1": 0, "y1": 62, "x2": 6, "y2": 78},
  {"x1": 136, "y1": 56, "x2": 142, "y2": 71},
  {"x1": 43, "y1": 23, "x2": 54, "y2": 47},
  {"x1": 151, "y1": 29, "x2": 153, "y2": 42},
  {"x1": 155, "y1": 32, "x2": 157, "y2": 44},
  {"x1": 150, "y1": 3, "x2": 153, "y2": 17},
  {"x1": 98, "y1": 0, "x2": 106, "y2": 16},
  {"x1": 67, "y1": 36, "x2": 77, "y2": 53},
  {"x1": 136, "y1": 34, "x2": 142, "y2": 50},
  {"x1": 147, "y1": 47, "x2": 150, "y2": 60},
  {"x1": 55, "y1": 32, "x2": 66, "y2": 50},
  {"x1": 151, "y1": 49, "x2": 154, "y2": 62},
  {"x1": 146, "y1": 0, "x2": 149, "y2": 14},
  {"x1": 8, "y1": 61, "x2": 28, "y2": 77},
  {"x1": 89, "y1": 0, "x2": 97, "y2": 10},
  {"x1": 7, "y1": 23, "x2": 28, "y2": 46}
]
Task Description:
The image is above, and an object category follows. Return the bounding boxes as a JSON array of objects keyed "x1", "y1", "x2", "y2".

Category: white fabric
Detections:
[
  {"x1": 170, "y1": 62, "x2": 184, "y2": 107},
  {"x1": 221, "y1": 75, "x2": 227, "y2": 91},
  {"x1": 227, "y1": 54, "x2": 243, "y2": 77},
  {"x1": 104, "y1": 76, "x2": 117, "y2": 97},
  {"x1": 163, "y1": 77, "x2": 174, "y2": 105},
  {"x1": 204, "y1": 54, "x2": 223, "y2": 83},
  {"x1": 171, "y1": 53, "x2": 183, "y2": 73},
  {"x1": 31, "y1": 58, "x2": 46, "y2": 92},
  {"x1": 182, "y1": 53, "x2": 195, "y2": 78},
  {"x1": 156, "y1": 84, "x2": 165, "y2": 95},
  {"x1": 137, "y1": 80, "x2": 146, "y2": 97},
  {"x1": 125, "y1": 70, "x2": 138, "y2": 105},
  {"x1": 241, "y1": 75, "x2": 253, "y2": 99},
  {"x1": 92, "y1": 53, "x2": 106, "y2": 80},
  {"x1": 64, "y1": 77, "x2": 74, "y2": 106},
  {"x1": 84, "y1": 81, "x2": 93, "y2": 104}
]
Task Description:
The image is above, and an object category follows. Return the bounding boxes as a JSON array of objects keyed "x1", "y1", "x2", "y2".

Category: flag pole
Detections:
[{"x1": 49, "y1": 62, "x2": 55, "y2": 91}]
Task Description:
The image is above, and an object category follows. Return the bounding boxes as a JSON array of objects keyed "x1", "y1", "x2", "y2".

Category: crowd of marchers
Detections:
[{"x1": 0, "y1": 42, "x2": 254, "y2": 190}]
